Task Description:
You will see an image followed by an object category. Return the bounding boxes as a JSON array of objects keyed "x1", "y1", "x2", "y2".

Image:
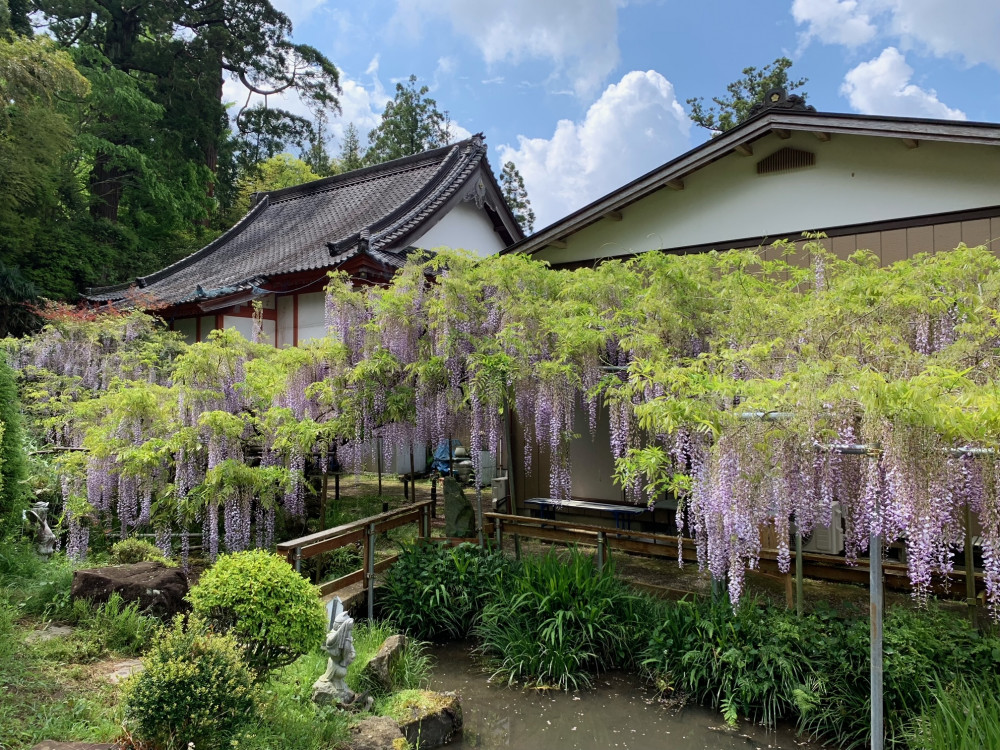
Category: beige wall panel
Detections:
[
  {"x1": 961, "y1": 219, "x2": 991, "y2": 248},
  {"x1": 933, "y1": 222, "x2": 962, "y2": 254},
  {"x1": 991, "y1": 217, "x2": 1000, "y2": 254},
  {"x1": 906, "y1": 225, "x2": 934, "y2": 258},
  {"x1": 855, "y1": 232, "x2": 881, "y2": 257},
  {"x1": 881, "y1": 229, "x2": 906, "y2": 265},
  {"x1": 831, "y1": 235, "x2": 857, "y2": 259}
]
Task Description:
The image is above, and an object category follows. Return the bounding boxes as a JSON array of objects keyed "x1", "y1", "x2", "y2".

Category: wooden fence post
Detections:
[{"x1": 367, "y1": 522, "x2": 377, "y2": 621}]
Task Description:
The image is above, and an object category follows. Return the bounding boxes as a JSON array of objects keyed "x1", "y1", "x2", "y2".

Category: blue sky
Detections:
[{"x1": 227, "y1": 0, "x2": 1000, "y2": 229}]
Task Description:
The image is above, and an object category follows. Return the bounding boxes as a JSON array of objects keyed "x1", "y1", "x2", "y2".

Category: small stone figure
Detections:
[
  {"x1": 312, "y1": 598, "x2": 372, "y2": 710},
  {"x1": 23, "y1": 503, "x2": 56, "y2": 556}
]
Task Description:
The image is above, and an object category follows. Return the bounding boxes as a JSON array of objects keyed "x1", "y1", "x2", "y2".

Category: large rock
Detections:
[
  {"x1": 443, "y1": 478, "x2": 474, "y2": 538},
  {"x1": 71, "y1": 561, "x2": 188, "y2": 618},
  {"x1": 396, "y1": 691, "x2": 463, "y2": 749},
  {"x1": 346, "y1": 716, "x2": 407, "y2": 750},
  {"x1": 361, "y1": 634, "x2": 408, "y2": 693}
]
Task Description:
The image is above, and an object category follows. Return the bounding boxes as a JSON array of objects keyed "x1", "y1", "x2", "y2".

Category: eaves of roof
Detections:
[{"x1": 504, "y1": 110, "x2": 1000, "y2": 257}]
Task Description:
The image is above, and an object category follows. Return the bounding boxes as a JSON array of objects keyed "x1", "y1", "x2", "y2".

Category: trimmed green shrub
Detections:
[
  {"x1": 477, "y1": 548, "x2": 639, "y2": 690},
  {"x1": 381, "y1": 541, "x2": 518, "y2": 640},
  {"x1": 110, "y1": 538, "x2": 172, "y2": 566},
  {"x1": 122, "y1": 616, "x2": 257, "y2": 750},
  {"x1": 188, "y1": 549, "x2": 325, "y2": 675}
]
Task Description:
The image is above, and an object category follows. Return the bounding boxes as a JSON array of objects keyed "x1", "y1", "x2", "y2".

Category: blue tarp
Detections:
[{"x1": 431, "y1": 439, "x2": 464, "y2": 474}]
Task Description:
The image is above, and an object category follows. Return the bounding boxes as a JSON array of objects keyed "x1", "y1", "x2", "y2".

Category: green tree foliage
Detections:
[
  {"x1": 0, "y1": 350, "x2": 27, "y2": 533},
  {"x1": 338, "y1": 122, "x2": 365, "y2": 172},
  {"x1": 0, "y1": 260, "x2": 40, "y2": 338},
  {"x1": 234, "y1": 153, "x2": 320, "y2": 216},
  {"x1": 366, "y1": 75, "x2": 451, "y2": 164},
  {"x1": 0, "y1": 0, "x2": 341, "y2": 300},
  {"x1": 499, "y1": 160, "x2": 535, "y2": 233},
  {"x1": 300, "y1": 113, "x2": 338, "y2": 177},
  {"x1": 687, "y1": 56, "x2": 807, "y2": 133}
]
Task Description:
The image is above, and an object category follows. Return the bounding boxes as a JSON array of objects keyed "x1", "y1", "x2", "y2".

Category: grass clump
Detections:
[
  {"x1": 381, "y1": 541, "x2": 518, "y2": 640},
  {"x1": 906, "y1": 675, "x2": 1000, "y2": 750},
  {"x1": 347, "y1": 619, "x2": 433, "y2": 698},
  {"x1": 477, "y1": 547, "x2": 639, "y2": 690}
]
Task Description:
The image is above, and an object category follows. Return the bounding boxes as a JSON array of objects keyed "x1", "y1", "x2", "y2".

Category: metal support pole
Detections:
[
  {"x1": 422, "y1": 505, "x2": 430, "y2": 539},
  {"x1": 495, "y1": 513, "x2": 502, "y2": 548},
  {"x1": 376, "y1": 439, "x2": 383, "y2": 496},
  {"x1": 965, "y1": 504, "x2": 978, "y2": 623},
  {"x1": 870, "y1": 533, "x2": 884, "y2": 750},
  {"x1": 430, "y1": 478, "x2": 437, "y2": 518},
  {"x1": 596, "y1": 531, "x2": 606, "y2": 572},
  {"x1": 367, "y1": 522, "x2": 376, "y2": 621},
  {"x1": 409, "y1": 446, "x2": 416, "y2": 505},
  {"x1": 476, "y1": 486, "x2": 485, "y2": 549},
  {"x1": 335, "y1": 473, "x2": 340, "y2": 502},
  {"x1": 294, "y1": 546, "x2": 302, "y2": 575},
  {"x1": 514, "y1": 534, "x2": 522, "y2": 560},
  {"x1": 795, "y1": 531, "x2": 804, "y2": 616}
]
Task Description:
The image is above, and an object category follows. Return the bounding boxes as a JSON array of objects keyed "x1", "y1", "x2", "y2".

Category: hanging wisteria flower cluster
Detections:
[{"x1": 7, "y1": 242, "x2": 1000, "y2": 620}]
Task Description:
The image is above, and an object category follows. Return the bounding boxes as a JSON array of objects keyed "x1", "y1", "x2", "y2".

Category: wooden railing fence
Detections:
[{"x1": 277, "y1": 500, "x2": 433, "y2": 618}]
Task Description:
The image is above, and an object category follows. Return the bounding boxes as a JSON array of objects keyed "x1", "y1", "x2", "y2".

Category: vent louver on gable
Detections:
[{"x1": 756, "y1": 147, "x2": 815, "y2": 175}]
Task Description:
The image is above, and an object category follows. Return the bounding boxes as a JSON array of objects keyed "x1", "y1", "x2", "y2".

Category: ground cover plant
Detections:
[
  {"x1": 476, "y1": 548, "x2": 641, "y2": 690},
  {"x1": 381, "y1": 541, "x2": 519, "y2": 640},
  {"x1": 640, "y1": 597, "x2": 1000, "y2": 749}
]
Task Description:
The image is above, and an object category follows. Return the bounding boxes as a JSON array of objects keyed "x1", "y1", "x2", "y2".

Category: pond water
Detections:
[{"x1": 427, "y1": 645, "x2": 823, "y2": 750}]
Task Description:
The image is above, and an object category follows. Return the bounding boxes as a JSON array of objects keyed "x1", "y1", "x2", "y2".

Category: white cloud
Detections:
[
  {"x1": 791, "y1": 0, "x2": 877, "y2": 47},
  {"x1": 393, "y1": 0, "x2": 621, "y2": 98},
  {"x1": 498, "y1": 70, "x2": 691, "y2": 228},
  {"x1": 882, "y1": 0, "x2": 1000, "y2": 70},
  {"x1": 792, "y1": 0, "x2": 1000, "y2": 70},
  {"x1": 840, "y1": 47, "x2": 966, "y2": 120},
  {"x1": 271, "y1": 0, "x2": 327, "y2": 28}
]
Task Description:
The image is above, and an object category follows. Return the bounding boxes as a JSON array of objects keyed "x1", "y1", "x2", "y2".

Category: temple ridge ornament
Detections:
[
  {"x1": 748, "y1": 87, "x2": 816, "y2": 118},
  {"x1": 311, "y1": 597, "x2": 372, "y2": 710},
  {"x1": 463, "y1": 177, "x2": 487, "y2": 209}
]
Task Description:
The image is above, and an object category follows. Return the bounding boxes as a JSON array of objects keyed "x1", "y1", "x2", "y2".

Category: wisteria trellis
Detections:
[{"x1": 8, "y1": 242, "x2": 1000, "y2": 617}]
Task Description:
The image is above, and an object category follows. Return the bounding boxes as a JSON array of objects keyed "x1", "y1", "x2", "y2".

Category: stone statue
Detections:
[
  {"x1": 23, "y1": 503, "x2": 56, "y2": 556},
  {"x1": 312, "y1": 597, "x2": 372, "y2": 710}
]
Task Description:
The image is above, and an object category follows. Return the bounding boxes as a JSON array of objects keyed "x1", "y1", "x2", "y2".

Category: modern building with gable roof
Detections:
[
  {"x1": 504, "y1": 91, "x2": 1000, "y2": 513},
  {"x1": 88, "y1": 135, "x2": 523, "y2": 346},
  {"x1": 504, "y1": 90, "x2": 1000, "y2": 271}
]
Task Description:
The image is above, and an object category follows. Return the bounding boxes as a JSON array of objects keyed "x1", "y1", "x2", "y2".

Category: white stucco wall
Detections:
[
  {"x1": 534, "y1": 132, "x2": 1000, "y2": 264},
  {"x1": 411, "y1": 202, "x2": 507, "y2": 257},
  {"x1": 174, "y1": 318, "x2": 197, "y2": 345},
  {"x1": 297, "y1": 292, "x2": 326, "y2": 343},
  {"x1": 276, "y1": 295, "x2": 294, "y2": 348},
  {"x1": 222, "y1": 315, "x2": 274, "y2": 344}
]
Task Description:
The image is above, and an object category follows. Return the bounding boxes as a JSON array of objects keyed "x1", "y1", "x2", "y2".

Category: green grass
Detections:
[
  {"x1": 347, "y1": 619, "x2": 433, "y2": 698},
  {"x1": 905, "y1": 676, "x2": 1000, "y2": 750}
]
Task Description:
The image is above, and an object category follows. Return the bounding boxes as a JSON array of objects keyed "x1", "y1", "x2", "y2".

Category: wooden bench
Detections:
[{"x1": 523, "y1": 497, "x2": 649, "y2": 530}]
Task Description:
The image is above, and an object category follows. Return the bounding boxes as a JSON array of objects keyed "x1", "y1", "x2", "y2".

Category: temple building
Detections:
[{"x1": 87, "y1": 135, "x2": 523, "y2": 346}]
